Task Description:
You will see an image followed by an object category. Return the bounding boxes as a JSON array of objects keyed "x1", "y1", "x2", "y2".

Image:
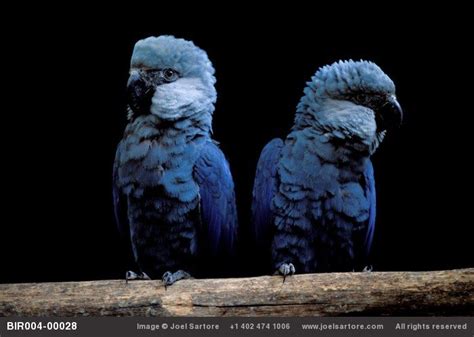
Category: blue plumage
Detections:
[
  {"x1": 194, "y1": 142, "x2": 238, "y2": 256},
  {"x1": 252, "y1": 139, "x2": 283, "y2": 249},
  {"x1": 252, "y1": 60, "x2": 402, "y2": 274},
  {"x1": 363, "y1": 160, "x2": 376, "y2": 256},
  {"x1": 113, "y1": 36, "x2": 237, "y2": 284}
]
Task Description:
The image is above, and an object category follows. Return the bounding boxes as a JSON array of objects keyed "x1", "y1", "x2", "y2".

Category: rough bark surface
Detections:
[{"x1": 1, "y1": 269, "x2": 473, "y2": 316}]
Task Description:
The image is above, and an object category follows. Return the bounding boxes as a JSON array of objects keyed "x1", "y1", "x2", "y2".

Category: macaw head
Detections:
[
  {"x1": 297, "y1": 60, "x2": 402, "y2": 153},
  {"x1": 127, "y1": 35, "x2": 216, "y2": 122}
]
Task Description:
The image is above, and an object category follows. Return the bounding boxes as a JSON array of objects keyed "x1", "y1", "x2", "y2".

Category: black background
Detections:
[{"x1": 2, "y1": 13, "x2": 473, "y2": 283}]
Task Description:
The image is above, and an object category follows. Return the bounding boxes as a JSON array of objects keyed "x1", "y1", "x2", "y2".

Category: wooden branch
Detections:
[{"x1": 1, "y1": 269, "x2": 473, "y2": 316}]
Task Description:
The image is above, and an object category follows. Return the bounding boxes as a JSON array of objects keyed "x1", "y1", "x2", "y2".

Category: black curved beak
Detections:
[
  {"x1": 376, "y1": 95, "x2": 403, "y2": 131},
  {"x1": 127, "y1": 70, "x2": 154, "y2": 115}
]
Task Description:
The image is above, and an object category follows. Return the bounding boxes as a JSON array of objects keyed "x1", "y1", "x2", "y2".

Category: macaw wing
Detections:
[
  {"x1": 113, "y1": 145, "x2": 130, "y2": 242},
  {"x1": 363, "y1": 159, "x2": 376, "y2": 255},
  {"x1": 251, "y1": 138, "x2": 284, "y2": 248},
  {"x1": 194, "y1": 141, "x2": 238, "y2": 257}
]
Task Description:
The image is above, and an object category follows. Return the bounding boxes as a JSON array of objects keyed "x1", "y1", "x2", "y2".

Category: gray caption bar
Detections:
[{"x1": 0, "y1": 317, "x2": 473, "y2": 337}]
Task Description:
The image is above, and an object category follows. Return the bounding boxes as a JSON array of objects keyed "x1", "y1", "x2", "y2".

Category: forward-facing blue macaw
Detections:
[
  {"x1": 113, "y1": 36, "x2": 238, "y2": 286},
  {"x1": 252, "y1": 60, "x2": 402, "y2": 277}
]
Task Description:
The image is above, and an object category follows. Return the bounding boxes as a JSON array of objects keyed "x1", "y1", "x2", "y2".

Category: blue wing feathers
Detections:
[
  {"x1": 363, "y1": 159, "x2": 376, "y2": 255},
  {"x1": 251, "y1": 138, "x2": 284, "y2": 247},
  {"x1": 194, "y1": 142, "x2": 238, "y2": 256},
  {"x1": 113, "y1": 154, "x2": 130, "y2": 241}
]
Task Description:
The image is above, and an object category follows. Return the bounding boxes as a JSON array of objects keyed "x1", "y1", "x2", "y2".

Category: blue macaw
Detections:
[
  {"x1": 252, "y1": 60, "x2": 402, "y2": 276},
  {"x1": 113, "y1": 36, "x2": 238, "y2": 286}
]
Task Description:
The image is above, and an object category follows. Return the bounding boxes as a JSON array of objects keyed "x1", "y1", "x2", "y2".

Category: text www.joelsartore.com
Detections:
[{"x1": 301, "y1": 323, "x2": 383, "y2": 331}]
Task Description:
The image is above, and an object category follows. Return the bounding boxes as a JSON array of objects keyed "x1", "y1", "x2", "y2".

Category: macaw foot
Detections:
[
  {"x1": 162, "y1": 270, "x2": 192, "y2": 288},
  {"x1": 125, "y1": 271, "x2": 151, "y2": 283},
  {"x1": 276, "y1": 263, "x2": 295, "y2": 283},
  {"x1": 362, "y1": 265, "x2": 373, "y2": 272}
]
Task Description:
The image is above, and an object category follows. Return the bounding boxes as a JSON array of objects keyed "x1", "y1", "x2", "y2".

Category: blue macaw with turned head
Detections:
[{"x1": 252, "y1": 60, "x2": 402, "y2": 277}]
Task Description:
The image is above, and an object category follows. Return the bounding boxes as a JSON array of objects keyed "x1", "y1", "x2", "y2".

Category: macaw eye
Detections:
[
  {"x1": 355, "y1": 94, "x2": 365, "y2": 103},
  {"x1": 162, "y1": 68, "x2": 179, "y2": 82}
]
